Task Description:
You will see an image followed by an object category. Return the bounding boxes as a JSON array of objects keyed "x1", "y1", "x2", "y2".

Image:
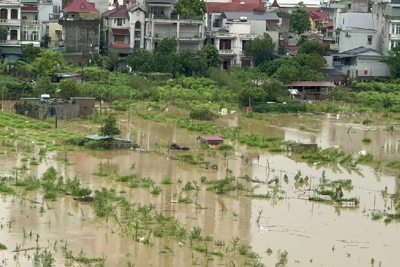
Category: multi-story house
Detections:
[
  {"x1": 102, "y1": 3, "x2": 131, "y2": 54},
  {"x1": 59, "y1": 0, "x2": 101, "y2": 61},
  {"x1": 372, "y1": 0, "x2": 400, "y2": 55},
  {"x1": 0, "y1": 0, "x2": 22, "y2": 55},
  {"x1": 20, "y1": 0, "x2": 41, "y2": 47}
]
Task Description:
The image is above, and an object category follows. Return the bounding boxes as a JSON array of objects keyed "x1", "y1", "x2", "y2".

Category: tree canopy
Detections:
[
  {"x1": 100, "y1": 114, "x2": 121, "y2": 136},
  {"x1": 245, "y1": 33, "x2": 275, "y2": 67},
  {"x1": 290, "y1": 2, "x2": 311, "y2": 34},
  {"x1": 31, "y1": 50, "x2": 65, "y2": 76},
  {"x1": 175, "y1": 0, "x2": 205, "y2": 17},
  {"x1": 22, "y1": 44, "x2": 41, "y2": 63},
  {"x1": 34, "y1": 76, "x2": 54, "y2": 96},
  {"x1": 58, "y1": 79, "x2": 81, "y2": 100},
  {"x1": 382, "y1": 46, "x2": 400, "y2": 78},
  {"x1": 200, "y1": 45, "x2": 220, "y2": 69},
  {"x1": 298, "y1": 41, "x2": 326, "y2": 56}
]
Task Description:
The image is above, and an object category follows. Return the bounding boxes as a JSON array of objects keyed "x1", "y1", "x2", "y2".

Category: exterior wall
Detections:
[
  {"x1": 0, "y1": 2, "x2": 22, "y2": 46},
  {"x1": 74, "y1": 98, "x2": 95, "y2": 118},
  {"x1": 129, "y1": 8, "x2": 145, "y2": 49},
  {"x1": 338, "y1": 12, "x2": 373, "y2": 30},
  {"x1": 342, "y1": 58, "x2": 389, "y2": 78},
  {"x1": 89, "y1": 0, "x2": 108, "y2": 14},
  {"x1": 60, "y1": 19, "x2": 100, "y2": 55},
  {"x1": 338, "y1": 30, "x2": 379, "y2": 53},
  {"x1": 48, "y1": 22, "x2": 63, "y2": 47},
  {"x1": 21, "y1": 11, "x2": 36, "y2": 20},
  {"x1": 372, "y1": 3, "x2": 396, "y2": 55},
  {"x1": 108, "y1": 16, "x2": 129, "y2": 28},
  {"x1": 351, "y1": 0, "x2": 369, "y2": 12}
]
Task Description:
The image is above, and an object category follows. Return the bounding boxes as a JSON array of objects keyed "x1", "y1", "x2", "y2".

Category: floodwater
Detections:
[{"x1": 0, "y1": 110, "x2": 400, "y2": 267}]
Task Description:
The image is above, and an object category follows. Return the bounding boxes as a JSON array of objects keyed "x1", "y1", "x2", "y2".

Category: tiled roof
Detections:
[
  {"x1": 322, "y1": 20, "x2": 333, "y2": 29},
  {"x1": 232, "y1": 0, "x2": 262, "y2": 3},
  {"x1": 110, "y1": 43, "x2": 131, "y2": 48},
  {"x1": 102, "y1": 4, "x2": 129, "y2": 18},
  {"x1": 63, "y1": 0, "x2": 99, "y2": 13},
  {"x1": 292, "y1": 81, "x2": 336, "y2": 87},
  {"x1": 111, "y1": 28, "x2": 130, "y2": 35},
  {"x1": 206, "y1": 2, "x2": 265, "y2": 13},
  {"x1": 21, "y1": 6, "x2": 38, "y2": 11}
]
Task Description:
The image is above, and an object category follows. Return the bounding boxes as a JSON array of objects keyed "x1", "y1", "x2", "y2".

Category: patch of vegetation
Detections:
[
  {"x1": 0, "y1": 243, "x2": 7, "y2": 250},
  {"x1": 362, "y1": 137, "x2": 372, "y2": 143}
]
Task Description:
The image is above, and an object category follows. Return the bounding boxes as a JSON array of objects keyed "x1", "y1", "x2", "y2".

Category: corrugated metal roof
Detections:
[
  {"x1": 198, "y1": 135, "x2": 224, "y2": 141},
  {"x1": 292, "y1": 81, "x2": 336, "y2": 87},
  {"x1": 221, "y1": 12, "x2": 279, "y2": 20},
  {"x1": 85, "y1": 134, "x2": 113, "y2": 140}
]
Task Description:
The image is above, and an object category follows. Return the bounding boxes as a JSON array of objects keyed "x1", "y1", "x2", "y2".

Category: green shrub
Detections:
[
  {"x1": 190, "y1": 109, "x2": 214, "y2": 121},
  {"x1": 362, "y1": 137, "x2": 372, "y2": 143}
]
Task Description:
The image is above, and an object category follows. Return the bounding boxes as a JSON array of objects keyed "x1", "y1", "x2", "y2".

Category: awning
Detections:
[
  {"x1": 0, "y1": 46, "x2": 22, "y2": 55},
  {"x1": 111, "y1": 28, "x2": 130, "y2": 35}
]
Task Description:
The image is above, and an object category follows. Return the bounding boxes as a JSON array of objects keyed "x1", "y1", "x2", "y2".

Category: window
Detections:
[
  {"x1": 392, "y1": 24, "x2": 400, "y2": 34},
  {"x1": 0, "y1": 9, "x2": 7, "y2": 20},
  {"x1": 367, "y1": 36, "x2": 372, "y2": 45},
  {"x1": 11, "y1": 9, "x2": 18, "y2": 19},
  {"x1": 213, "y1": 18, "x2": 221, "y2": 28},
  {"x1": 242, "y1": 40, "x2": 248, "y2": 50},
  {"x1": 117, "y1": 18, "x2": 124, "y2": 26},
  {"x1": 134, "y1": 21, "x2": 141, "y2": 48},
  {"x1": 10, "y1": 30, "x2": 18, "y2": 40},
  {"x1": 219, "y1": 39, "x2": 231, "y2": 50},
  {"x1": 31, "y1": 31, "x2": 38, "y2": 41},
  {"x1": 114, "y1": 35, "x2": 124, "y2": 43}
]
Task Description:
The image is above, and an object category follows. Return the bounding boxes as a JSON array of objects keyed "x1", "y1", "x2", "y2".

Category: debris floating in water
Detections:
[{"x1": 259, "y1": 227, "x2": 269, "y2": 233}]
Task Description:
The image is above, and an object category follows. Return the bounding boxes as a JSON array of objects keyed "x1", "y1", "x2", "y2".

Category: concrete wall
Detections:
[
  {"x1": 129, "y1": 8, "x2": 145, "y2": 49},
  {"x1": 179, "y1": 42, "x2": 198, "y2": 51},
  {"x1": 351, "y1": 0, "x2": 369, "y2": 12},
  {"x1": 108, "y1": 17, "x2": 130, "y2": 28},
  {"x1": 342, "y1": 59, "x2": 390, "y2": 78},
  {"x1": 338, "y1": 30, "x2": 379, "y2": 52},
  {"x1": 338, "y1": 12, "x2": 373, "y2": 30},
  {"x1": 60, "y1": 19, "x2": 100, "y2": 55},
  {"x1": 48, "y1": 22, "x2": 63, "y2": 47},
  {"x1": 21, "y1": 11, "x2": 36, "y2": 21},
  {"x1": 74, "y1": 98, "x2": 95, "y2": 118},
  {"x1": 372, "y1": 3, "x2": 394, "y2": 55},
  {"x1": 38, "y1": 4, "x2": 53, "y2": 21}
]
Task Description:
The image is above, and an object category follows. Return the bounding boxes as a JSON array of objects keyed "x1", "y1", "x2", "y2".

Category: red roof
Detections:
[
  {"x1": 63, "y1": 0, "x2": 99, "y2": 13},
  {"x1": 111, "y1": 28, "x2": 130, "y2": 35},
  {"x1": 199, "y1": 135, "x2": 224, "y2": 141},
  {"x1": 306, "y1": 8, "x2": 328, "y2": 21},
  {"x1": 292, "y1": 81, "x2": 336, "y2": 87},
  {"x1": 232, "y1": 0, "x2": 262, "y2": 3},
  {"x1": 206, "y1": 2, "x2": 265, "y2": 13},
  {"x1": 289, "y1": 49, "x2": 298, "y2": 56},
  {"x1": 21, "y1": 6, "x2": 38, "y2": 11},
  {"x1": 102, "y1": 4, "x2": 129, "y2": 18},
  {"x1": 322, "y1": 20, "x2": 333, "y2": 29},
  {"x1": 110, "y1": 43, "x2": 130, "y2": 48}
]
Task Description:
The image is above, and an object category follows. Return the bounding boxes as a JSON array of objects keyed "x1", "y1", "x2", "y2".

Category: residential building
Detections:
[
  {"x1": 59, "y1": 0, "x2": 100, "y2": 61},
  {"x1": 372, "y1": 0, "x2": 400, "y2": 55},
  {"x1": 0, "y1": 0, "x2": 22, "y2": 54},
  {"x1": 126, "y1": 0, "x2": 204, "y2": 51},
  {"x1": 21, "y1": 0, "x2": 41, "y2": 47},
  {"x1": 209, "y1": 18, "x2": 256, "y2": 68},
  {"x1": 262, "y1": 0, "x2": 321, "y2": 13},
  {"x1": 306, "y1": 7, "x2": 328, "y2": 33},
  {"x1": 219, "y1": 11, "x2": 281, "y2": 52},
  {"x1": 331, "y1": 47, "x2": 390, "y2": 79},
  {"x1": 102, "y1": 3, "x2": 131, "y2": 54}
]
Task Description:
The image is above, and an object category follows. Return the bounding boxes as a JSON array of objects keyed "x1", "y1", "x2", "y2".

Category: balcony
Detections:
[
  {"x1": 22, "y1": 20, "x2": 40, "y2": 25},
  {"x1": 390, "y1": 33, "x2": 400, "y2": 40},
  {"x1": 240, "y1": 34, "x2": 257, "y2": 39},
  {"x1": 179, "y1": 32, "x2": 202, "y2": 40},
  {"x1": 0, "y1": 39, "x2": 21, "y2": 45},
  {"x1": 0, "y1": 19, "x2": 20, "y2": 25},
  {"x1": 154, "y1": 32, "x2": 177, "y2": 39},
  {"x1": 330, "y1": 44, "x2": 339, "y2": 51},
  {"x1": 0, "y1": 0, "x2": 20, "y2": 3},
  {"x1": 145, "y1": 13, "x2": 203, "y2": 24},
  {"x1": 219, "y1": 49, "x2": 235, "y2": 55},
  {"x1": 213, "y1": 32, "x2": 235, "y2": 38}
]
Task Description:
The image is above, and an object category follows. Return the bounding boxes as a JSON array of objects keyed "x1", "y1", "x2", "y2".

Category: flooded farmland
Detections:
[{"x1": 0, "y1": 111, "x2": 400, "y2": 267}]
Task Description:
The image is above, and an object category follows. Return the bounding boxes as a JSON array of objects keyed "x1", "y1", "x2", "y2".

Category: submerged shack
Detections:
[
  {"x1": 85, "y1": 134, "x2": 136, "y2": 149},
  {"x1": 197, "y1": 135, "x2": 224, "y2": 146}
]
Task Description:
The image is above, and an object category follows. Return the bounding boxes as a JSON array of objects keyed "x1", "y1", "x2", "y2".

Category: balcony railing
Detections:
[
  {"x1": 240, "y1": 34, "x2": 257, "y2": 39},
  {"x1": 219, "y1": 49, "x2": 235, "y2": 55},
  {"x1": 0, "y1": 40, "x2": 21, "y2": 45},
  {"x1": 0, "y1": 19, "x2": 20, "y2": 25},
  {"x1": 213, "y1": 32, "x2": 235, "y2": 38},
  {"x1": 154, "y1": 32, "x2": 177, "y2": 38},
  {"x1": 145, "y1": 13, "x2": 203, "y2": 22},
  {"x1": 22, "y1": 20, "x2": 40, "y2": 25},
  {"x1": 330, "y1": 44, "x2": 339, "y2": 50},
  {"x1": 0, "y1": 0, "x2": 20, "y2": 2},
  {"x1": 390, "y1": 33, "x2": 400, "y2": 40},
  {"x1": 179, "y1": 32, "x2": 202, "y2": 38}
]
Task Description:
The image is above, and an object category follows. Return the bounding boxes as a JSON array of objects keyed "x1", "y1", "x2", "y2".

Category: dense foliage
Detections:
[{"x1": 289, "y1": 2, "x2": 311, "y2": 34}]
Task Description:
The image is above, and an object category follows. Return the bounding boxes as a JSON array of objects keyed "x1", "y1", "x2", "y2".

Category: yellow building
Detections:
[{"x1": 48, "y1": 22, "x2": 63, "y2": 47}]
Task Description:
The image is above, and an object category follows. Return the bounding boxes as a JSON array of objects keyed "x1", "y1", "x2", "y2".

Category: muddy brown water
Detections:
[{"x1": 0, "y1": 110, "x2": 400, "y2": 266}]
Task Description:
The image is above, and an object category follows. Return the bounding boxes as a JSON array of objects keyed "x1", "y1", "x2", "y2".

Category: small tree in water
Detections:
[{"x1": 99, "y1": 114, "x2": 121, "y2": 136}]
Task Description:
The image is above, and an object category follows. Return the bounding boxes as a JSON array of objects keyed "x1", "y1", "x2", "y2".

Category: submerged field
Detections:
[{"x1": 0, "y1": 106, "x2": 400, "y2": 267}]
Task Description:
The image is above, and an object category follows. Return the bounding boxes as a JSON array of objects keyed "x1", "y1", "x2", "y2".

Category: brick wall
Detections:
[{"x1": 75, "y1": 98, "x2": 95, "y2": 118}]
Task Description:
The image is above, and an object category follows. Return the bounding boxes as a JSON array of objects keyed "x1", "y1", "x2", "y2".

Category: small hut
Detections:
[
  {"x1": 197, "y1": 135, "x2": 224, "y2": 146},
  {"x1": 85, "y1": 134, "x2": 136, "y2": 149}
]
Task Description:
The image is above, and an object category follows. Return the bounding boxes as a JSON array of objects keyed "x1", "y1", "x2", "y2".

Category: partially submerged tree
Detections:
[
  {"x1": 245, "y1": 33, "x2": 275, "y2": 67},
  {"x1": 290, "y1": 2, "x2": 311, "y2": 34},
  {"x1": 100, "y1": 114, "x2": 121, "y2": 136}
]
